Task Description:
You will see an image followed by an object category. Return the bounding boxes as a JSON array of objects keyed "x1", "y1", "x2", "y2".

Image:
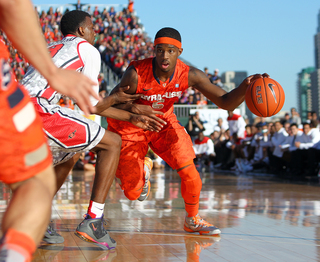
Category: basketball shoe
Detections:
[
  {"x1": 137, "y1": 157, "x2": 153, "y2": 201},
  {"x1": 43, "y1": 222, "x2": 64, "y2": 244},
  {"x1": 184, "y1": 214, "x2": 221, "y2": 235},
  {"x1": 75, "y1": 214, "x2": 116, "y2": 250}
]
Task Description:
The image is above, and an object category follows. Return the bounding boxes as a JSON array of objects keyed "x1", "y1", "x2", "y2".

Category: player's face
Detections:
[
  {"x1": 154, "y1": 44, "x2": 182, "y2": 73},
  {"x1": 82, "y1": 17, "x2": 96, "y2": 45}
]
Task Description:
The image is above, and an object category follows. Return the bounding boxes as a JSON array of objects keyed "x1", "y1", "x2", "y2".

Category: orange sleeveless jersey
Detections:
[{"x1": 107, "y1": 57, "x2": 189, "y2": 134}]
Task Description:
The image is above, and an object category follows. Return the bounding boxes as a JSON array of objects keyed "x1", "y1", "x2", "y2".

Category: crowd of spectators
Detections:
[
  {"x1": 1, "y1": 1, "x2": 219, "y2": 106},
  {"x1": 189, "y1": 108, "x2": 320, "y2": 183}
]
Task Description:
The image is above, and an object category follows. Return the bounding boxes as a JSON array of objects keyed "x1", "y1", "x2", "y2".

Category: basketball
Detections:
[{"x1": 245, "y1": 77, "x2": 285, "y2": 117}]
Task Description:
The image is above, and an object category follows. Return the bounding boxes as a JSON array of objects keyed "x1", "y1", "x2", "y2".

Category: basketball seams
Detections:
[
  {"x1": 250, "y1": 79, "x2": 263, "y2": 117},
  {"x1": 271, "y1": 80, "x2": 281, "y2": 116},
  {"x1": 262, "y1": 77, "x2": 270, "y2": 117}
]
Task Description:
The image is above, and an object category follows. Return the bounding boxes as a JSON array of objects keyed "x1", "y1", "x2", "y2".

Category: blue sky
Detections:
[{"x1": 33, "y1": 0, "x2": 320, "y2": 112}]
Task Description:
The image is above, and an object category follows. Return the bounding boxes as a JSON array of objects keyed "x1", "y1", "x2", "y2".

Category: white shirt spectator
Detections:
[
  {"x1": 193, "y1": 136, "x2": 215, "y2": 156},
  {"x1": 297, "y1": 128, "x2": 320, "y2": 149},
  {"x1": 281, "y1": 130, "x2": 303, "y2": 152}
]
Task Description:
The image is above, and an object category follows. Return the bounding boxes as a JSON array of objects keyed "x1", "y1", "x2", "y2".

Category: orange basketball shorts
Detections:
[
  {"x1": 108, "y1": 114, "x2": 195, "y2": 200},
  {"x1": 0, "y1": 59, "x2": 52, "y2": 184}
]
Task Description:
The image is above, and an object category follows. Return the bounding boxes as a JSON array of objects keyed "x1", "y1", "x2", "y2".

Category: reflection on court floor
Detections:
[{"x1": 1, "y1": 168, "x2": 320, "y2": 261}]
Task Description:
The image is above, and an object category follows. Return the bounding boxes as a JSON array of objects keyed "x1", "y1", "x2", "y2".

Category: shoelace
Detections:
[{"x1": 192, "y1": 215, "x2": 213, "y2": 227}]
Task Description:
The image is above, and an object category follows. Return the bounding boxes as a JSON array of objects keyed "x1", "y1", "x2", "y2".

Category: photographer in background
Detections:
[{"x1": 186, "y1": 111, "x2": 205, "y2": 142}]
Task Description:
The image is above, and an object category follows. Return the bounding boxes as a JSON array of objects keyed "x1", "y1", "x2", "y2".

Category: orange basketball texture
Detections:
[{"x1": 245, "y1": 78, "x2": 285, "y2": 117}]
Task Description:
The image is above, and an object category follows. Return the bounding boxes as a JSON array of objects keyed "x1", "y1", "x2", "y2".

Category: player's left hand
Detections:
[{"x1": 129, "y1": 114, "x2": 164, "y2": 132}]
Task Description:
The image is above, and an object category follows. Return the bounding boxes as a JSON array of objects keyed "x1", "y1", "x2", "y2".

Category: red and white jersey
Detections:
[
  {"x1": 193, "y1": 137, "x2": 215, "y2": 156},
  {"x1": 22, "y1": 35, "x2": 100, "y2": 106},
  {"x1": 227, "y1": 113, "x2": 246, "y2": 139}
]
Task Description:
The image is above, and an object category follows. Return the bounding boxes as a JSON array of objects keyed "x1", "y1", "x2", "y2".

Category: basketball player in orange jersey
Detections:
[
  {"x1": 0, "y1": 0, "x2": 100, "y2": 261},
  {"x1": 108, "y1": 27, "x2": 268, "y2": 235}
]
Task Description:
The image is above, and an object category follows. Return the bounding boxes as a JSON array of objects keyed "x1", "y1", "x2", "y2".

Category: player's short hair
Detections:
[
  {"x1": 155, "y1": 27, "x2": 181, "y2": 42},
  {"x1": 60, "y1": 10, "x2": 90, "y2": 36}
]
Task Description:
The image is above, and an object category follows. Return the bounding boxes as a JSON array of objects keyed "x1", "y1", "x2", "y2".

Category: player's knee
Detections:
[{"x1": 98, "y1": 131, "x2": 122, "y2": 151}]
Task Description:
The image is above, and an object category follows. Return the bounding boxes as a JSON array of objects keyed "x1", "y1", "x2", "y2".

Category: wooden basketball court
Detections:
[{"x1": 9, "y1": 168, "x2": 320, "y2": 261}]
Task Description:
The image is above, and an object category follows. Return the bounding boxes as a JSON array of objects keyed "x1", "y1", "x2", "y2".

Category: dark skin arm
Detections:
[
  {"x1": 99, "y1": 107, "x2": 163, "y2": 132},
  {"x1": 188, "y1": 66, "x2": 268, "y2": 111},
  {"x1": 109, "y1": 66, "x2": 167, "y2": 126}
]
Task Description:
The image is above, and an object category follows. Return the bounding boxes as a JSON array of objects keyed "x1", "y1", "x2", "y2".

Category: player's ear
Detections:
[
  {"x1": 77, "y1": 26, "x2": 85, "y2": 36},
  {"x1": 178, "y1": 48, "x2": 183, "y2": 56}
]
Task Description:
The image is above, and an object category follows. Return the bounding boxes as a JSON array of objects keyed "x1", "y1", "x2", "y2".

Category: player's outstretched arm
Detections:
[
  {"x1": 0, "y1": 0, "x2": 100, "y2": 116},
  {"x1": 190, "y1": 67, "x2": 268, "y2": 111},
  {"x1": 94, "y1": 86, "x2": 142, "y2": 114}
]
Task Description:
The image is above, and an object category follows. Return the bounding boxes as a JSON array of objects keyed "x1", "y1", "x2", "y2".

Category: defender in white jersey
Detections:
[{"x1": 22, "y1": 10, "x2": 165, "y2": 250}]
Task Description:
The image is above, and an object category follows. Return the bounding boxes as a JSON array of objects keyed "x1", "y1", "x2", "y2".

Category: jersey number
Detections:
[
  {"x1": 152, "y1": 99, "x2": 165, "y2": 109},
  {"x1": 48, "y1": 44, "x2": 64, "y2": 58}
]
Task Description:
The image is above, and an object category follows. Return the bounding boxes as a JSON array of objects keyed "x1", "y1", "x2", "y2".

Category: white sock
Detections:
[{"x1": 89, "y1": 201, "x2": 105, "y2": 218}]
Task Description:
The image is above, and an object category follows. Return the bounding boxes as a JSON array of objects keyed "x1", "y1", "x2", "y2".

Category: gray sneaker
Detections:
[
  {"x1": 43, "y1": 223, "x2": 64, "y2": 244},
  {"x1": 75, "y1": 214, "x2": 116, "y2": 250},
  {"x1": 138, "y1": 157, "x2": 153, "y2": 201}
]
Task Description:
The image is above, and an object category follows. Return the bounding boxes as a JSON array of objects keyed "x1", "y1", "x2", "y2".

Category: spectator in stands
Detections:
[
  {"x1": 289, "y1": 122, "x2": 320, "y2": 179},
  {"x1": 72, "y1": 0, "x2": 87, "y2": 11},
  {"x1": 270, "y1": 120, "x2": 288, "y2": 174},
  {"x1": 282, "y1": 113, "x2": 290, "y2": 125},
  {"x1": 109, "y1": 6, "x2": 116, "y2": 18},
  {"x1": 193, "y1": 131, "x2": 215, "y2": 171},
  {"x1": 204, "y1": 67, "x2": 209, "y2": 77},
  {"x1": 196, "y1": 93, "x2": 207, "y2": 107},
  {"x1": 311, "y1": 111, "x2": 320, "y2": 129},
  {"x1": 217, "y1": 129, "x2": 235, "y2": 170},
  {"x1": 306, "y1": 138, "x2": 320, "y2": 178},
  {"x1": 210, "y1": 69, "x2": 222, "y2": 87},
  {"x1": 128, "y1": 0, "x2": 134, "y2": 13},
  {"x1": 249, "y1": 122, "x2": 273, "y2": 171},
  {"x1": 283, "y1": 121, "x2": 291, "y2": 136},
  {"x1": 280, "y1": 123, "x2": 303, "y2": 177},
  {"x1": 98, "y1": 72, "x2": 108, "y2": 98},
  {"x1": 289, "y1": 107, "x2": 301, "y2": 126},
  {"x1": 227, "y1": 110, "x2": 246, "y2": 145},
  {"x1": 214, "y1": 117, "x2": 228, "y2": 135},
  {"x1": 93, "y1": 6, "x2": 100, "y2": 17},
  {"x1": 210, "y1": 130, "x2": 221, "y2": 146},
  {"x1": 186, "y1": 111, "x2": 205, "y2": 142},
  {"x1": 185, "y1": 94, "x2": 195, "y2": 105}
]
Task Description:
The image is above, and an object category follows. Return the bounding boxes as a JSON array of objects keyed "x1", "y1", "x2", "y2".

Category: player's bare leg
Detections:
[
  {"x1": 54, "y1": 154, "x2": 81, "y2": 193},
  {"x1": 1, "y1": 165, "x2": 55, "y2": 261},
  {"x1": 74, "y1": 130, "x2": 121, "y2": 250}
]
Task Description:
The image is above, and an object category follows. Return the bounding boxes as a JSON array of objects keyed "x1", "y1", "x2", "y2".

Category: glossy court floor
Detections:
[{"x1": 2, "y1": 168, "x2": 320, "y2": 261}]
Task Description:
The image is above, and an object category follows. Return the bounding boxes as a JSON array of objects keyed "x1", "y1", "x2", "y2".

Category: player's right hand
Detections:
[
  {"x1": 47, "y1": 68, "x2": 100, "y2": 116},
  {"x1": 131, "y1": 104, "x2": 167, "y2": 126}
]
